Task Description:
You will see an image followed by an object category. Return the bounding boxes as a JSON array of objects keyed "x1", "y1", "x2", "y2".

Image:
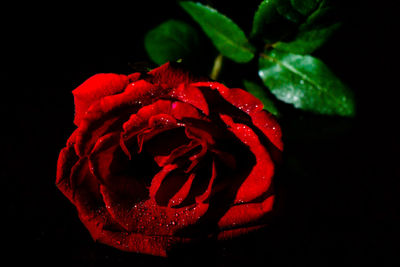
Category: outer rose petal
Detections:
[
  {"x1": 57, "y1": 150, "x2": 104, "y2": 217},
  {"x1": 217, "y1": 224, "x2": 267, "y2": 240},
  {"x1": 251, "y1": 110, "x2": 283, "y2": 151},
  {"x1": 190, "y1": 82, "x2": 263, "y2": 115},
  {"x1": 191, "y1": 81, "x2": 283, "y2": 152},
  {"x1": 220, "y1": 114, "x2": 275, "y2": 203},
  {"x1": 217, "y1": 195, "x2": 274, "y2": 230},
  {"x1": 78, "y1": 206, "x2": 190, "y2": 257},
  {"x1": 73, "y1": 73, "x2": 130, "y2": 126},
  {"x1": 56, "y1": 145, "x2": 79, "y2": 202}
]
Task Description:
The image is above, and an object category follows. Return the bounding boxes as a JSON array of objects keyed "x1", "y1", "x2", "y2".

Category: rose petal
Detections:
[
  {"x1": 195, "y1": 160, "x2": 217, "y2": 204},
  {"x1": 170, "y1": 101, "x2": 204, "y2": 121},
  {"x1": 122, "y1": 100, "x2": 172, "y2": 137},
  {"x1": 153, "y1": 140, "x2": 199, "y2": 167},
  {"x1": 168, "y1": 173, "x2": 197, "y2": 208},
  {"x1": 170, "y1": 83, "x2": 209, "y2": 115},
  {"x1": 183, "y1": 127, "x2": 211, "y2": 173},
  {"x1": 75, "y1": 80, "x2": 160, "y2": 156},
  {"x1": 73, "y1": 73, "x2": 129, "y2": 126},
  {"x1": 190, "y1": 82, "x2": 263, "y2": 115},
  {"x1": 56, "y1": 145, "x2": 78, "y2": 188},
  {"x1": 100, "y1": 186, "x2": 210, "y2": 237},
  {"x1": 217, "y1": 195, "x2": 274, "y2": 230},
  {"x1": 77, "y1": 205, "x2": 184, "y2": 257},
  {"x1": 251, "y1": 110, "x2": 283, "y2": 152},
  {"x1": 217, "y1": 224, "x2": 267, "y2": 240},
  {"x1": 75, "y1": 116, "x2": 121, "y2": 157},
  {"x1": 149, "y1": 164, "x2": 179, "y2": 200},
  {"x1": 57, "y1": 136, "x2": 103, "y2": 211},
  {"x1": 137, "y1": 114, "x2": 178, "y2": 153},
  {"x1": 127, "y1": 72, "x2": 141, "y2": 82},
  {"x1": 88, "y1": 132, "x2": 121, "y2": 182},
  {"x1": 57, "y1": 155, "x2": 104, "y2": 216},
  {"x1": 99, "y1": 183, "x2": 150, "y2": 231},
  {"x1": 220, "y1": 114, "x2": 275, "y2": 203}
]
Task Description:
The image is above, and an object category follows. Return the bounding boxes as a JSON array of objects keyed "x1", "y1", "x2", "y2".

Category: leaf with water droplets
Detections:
[{"x1": 258, "y1": 49, "x2": 355, "y2": 116}]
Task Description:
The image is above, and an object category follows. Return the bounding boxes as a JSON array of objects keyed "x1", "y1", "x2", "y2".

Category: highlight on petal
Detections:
[
  {"x1": 73, "y1": 73, "x2": 129, "y2": 126},
  {"x1": 170, "y1": 83, "x2": 209, "y2": 115}
]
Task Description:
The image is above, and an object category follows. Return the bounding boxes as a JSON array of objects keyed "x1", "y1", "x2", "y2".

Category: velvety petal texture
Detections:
[{"x1": 56, "y1": 62, "x2": 283, "y2": 257}]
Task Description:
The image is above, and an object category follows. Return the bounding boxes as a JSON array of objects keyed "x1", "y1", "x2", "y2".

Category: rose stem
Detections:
[{"x1": 210, "y1": 54, "x2": 223, "y2": 80}]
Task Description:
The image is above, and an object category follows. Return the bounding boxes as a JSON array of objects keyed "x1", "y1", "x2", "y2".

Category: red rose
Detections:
[{"x1": 56, "y1": 62, "x2": 283, "y2": 257}]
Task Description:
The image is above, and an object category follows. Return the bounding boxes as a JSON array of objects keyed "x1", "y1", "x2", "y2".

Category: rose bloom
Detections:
[{"x1": 56, "y1": 62, "x2": 283, "y2": 256}]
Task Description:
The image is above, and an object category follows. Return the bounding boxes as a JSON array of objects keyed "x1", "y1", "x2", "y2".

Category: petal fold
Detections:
[
  {"x1": 220, "y1": 114, "x2": 275, "y2": 204},
  {"x1": 73, "y1": 73, "x2": 129, "y2": 126}
]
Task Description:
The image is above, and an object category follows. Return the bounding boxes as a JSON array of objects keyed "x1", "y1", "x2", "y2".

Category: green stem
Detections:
[{"x1": 210, "y1": 54, "x2": 223, "y2": 80}]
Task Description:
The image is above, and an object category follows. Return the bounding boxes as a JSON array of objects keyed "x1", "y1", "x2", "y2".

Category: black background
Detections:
[{"x1": 3, "y1": 1, "x2": 399, "y2": 266}]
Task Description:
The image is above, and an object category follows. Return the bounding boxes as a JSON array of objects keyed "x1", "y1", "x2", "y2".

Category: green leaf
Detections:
[
  {"x1": 274, "y1": 22, "x2": 340, "y2": 54},
  {"x1": 251, "y1": 0, "x2": 278, "y2": 37},
  {"x1": 290, "y1": 0, "x2": 320, "y2": 16},
  {"x1": 251, "y1": 0, "x2": 298, "y2": 43},
  {"x1": 144, "y1": 19, "x2": 200, "y2": 65},
  {"x1": 258, "y1": 50, "x2": 355, "y2": 116},
  {"x1": 302, "y1": 0, "x2": 337, "y2": 27},
  {"x1": 243, "y1": 80, "x2": 279, "y2": 116},
  {"x1": 180, "y1": 1, "x2": 255, "y2": 63},
  {"x1": 274, "y1": 0, "x2": 340, "y2": 54},
  {"x1": 276, "y1": 0, "x2": 303, "y2": 24},
  {"x1": 252, "y1": 0, "x2": 339, "y2": 48}
]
